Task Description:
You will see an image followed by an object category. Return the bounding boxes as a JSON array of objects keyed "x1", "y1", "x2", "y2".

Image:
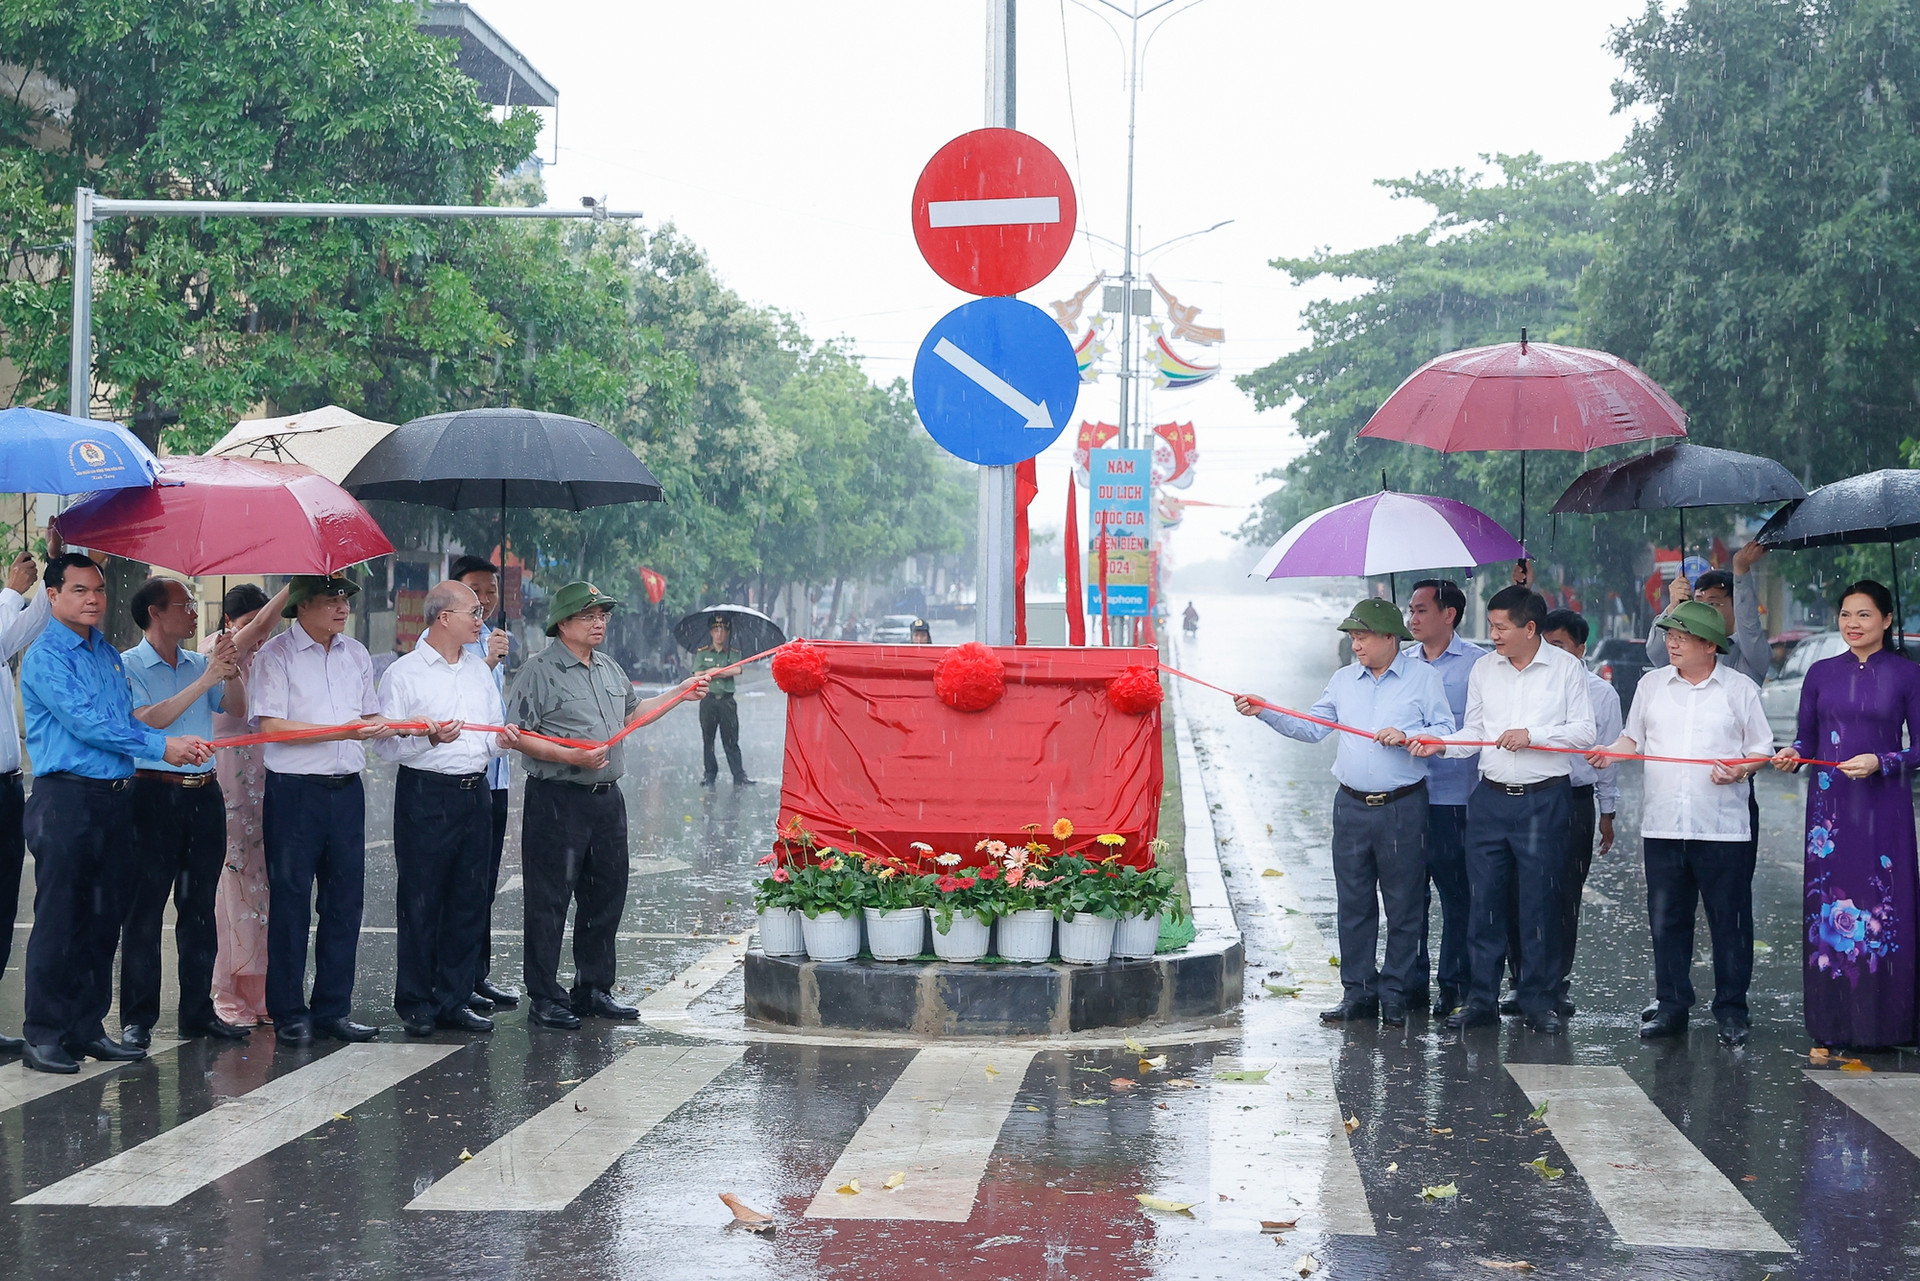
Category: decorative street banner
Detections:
[
  {"x1": 1071, "y1": 419, "x2": 1118, "y2": 487},
  {"x1": 1147, "y1": 331, "x2": 1219, "y2": 389},
  {"x1": 1087, "y1": 447, "x2": 1153, "y2": 618},
  {"x1": 1152, "y1": 421, "x2": 1198, "y2": 488}
]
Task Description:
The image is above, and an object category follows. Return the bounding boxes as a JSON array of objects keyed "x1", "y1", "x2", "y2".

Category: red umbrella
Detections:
[
  {"x1": 1358, "y1": 329, "x2": 1688, "y2": 549},
  {"x1": 54, "y1": 455, "x2": 393, "y2": 575}
]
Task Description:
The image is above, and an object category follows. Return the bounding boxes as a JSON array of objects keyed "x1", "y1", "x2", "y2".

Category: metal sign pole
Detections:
[{"x1": 977, "y1": 0, "x2": 1018, "y2": 646}]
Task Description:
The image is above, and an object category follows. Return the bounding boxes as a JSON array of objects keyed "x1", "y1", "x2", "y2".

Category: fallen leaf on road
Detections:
[
  {"x1": 1262, "y1": 982, "x2": 1301, "y2": 998},
  {"x1": 975, "y1": 1235, "x2": 1021, "y2": 1249},
  {"x1": 1420, "y1": 1182, "x2": 1458, "y2": 1200},
  {"x1": 1140, "y1": 1054, "x2": 1166, "y2": 1072},
  {"x1": 1123, "y1": 1036, "x2": 1148, "y2": 1054},
  {"x1": 458, "y1": 1149, "x2": 473, "y2": 1162},
  {"x1": 1215, "y1": 1068, "x2": 1271, "y2": 1083},
  {"x1": 1026, "y1": 1105, "x2": 1040, "y2": 1111},
  {"x1": 1386, "y1": 1162, "x2": 1398, "y2": 1174},
  {"x1": 557, "y1": 1078, "x2": 584, "y2": 1086},
  {"x1": 1840, "y1": 1059, "x2": 1874, "y2": 1073},
  {"x1": 1261, "y1": 868, "x2": 1283, "y2": 877},
  {"x1": 1072, "y1": 1097, "x2": 1108, "y2": 1106},
  {"x1": 1344, "y1": 1115, "x2": 1360, "y2": 1133},
  {"x1": 984, "y1": 1064, "x2": 999, "y2": 1077},
  {"x1": 884, "y1": 1172, "x2": 906, "y2": 1190},
  {"x1": 1135, "y1": 1194, "x2": 1197, "y2": 1215},
  {"x1": 1742, "y1": 1174, "x2": 1759, "y2": 1182},
  {"x1": 1166, "y1": 1078, "x2": 1201, "y2": 1088},
  {"x1": 1527, "y1": 1100, "x2": 1549, "y2": 1119},
  {"x1": 1110, "y1": 1077, "x2": 1136, "y2": 1092},
  {"x1": 332, "y1": 1113, "x2": 351, "y2": 1121},
  {"x1": 1477, "y1": 1260, "x2": 1534, "y2": 1272},
  {"x1": 1327, "y1": 956, "x2": 1341, "y2": 967},
  {"x1": 1808, "y1": 1047, "x2": 1831, "y2": 1065},
  {"x1": 718, "y1": 1192, "x2": 772, "y2": 1229},
  {"x1": 1528, "y1": 1158, "x2": 1563, "y2": 1181},
  {"x1": 1294, "y1": 1252, "x2": 1320, "y2": 1276},
  {"x1": 574, "y1": 1103, "x2": 586, "y2": 1113},
  {"x1": 836, "y1": 1179, "x2": 861, "y2": 1195},
  {"x1": 1260, "y1": 1219, "x2": 1297, "y2": 1233},
  {"x1": 1429, "y1": 1127, "x2": 1453, "y2": 1136}
]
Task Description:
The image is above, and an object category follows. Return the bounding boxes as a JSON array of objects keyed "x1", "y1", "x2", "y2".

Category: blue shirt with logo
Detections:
[{"x1": 23, "y1": 623, "x2": 167, "y2": 780}]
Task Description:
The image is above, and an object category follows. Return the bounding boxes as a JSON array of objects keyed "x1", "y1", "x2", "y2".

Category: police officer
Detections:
[
  {"x1": 909, "y1": 618, "x2": 932, "y2": 645},
  {"x1": 503, "y1": 583, "x2": 706, "y2": 1030},
  {"x1": 693, "y1": 613, "x2": 751, "y2": 787}
]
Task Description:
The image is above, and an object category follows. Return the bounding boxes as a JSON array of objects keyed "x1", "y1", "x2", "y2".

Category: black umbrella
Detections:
[
  {"x1": 1551, "y1": 443, "x2": 1807, "y2": 555},
  {"x1": 673, "y1": 604, "x2": 787, "y2": 658},
  {"x1": 1757, "y1": 469, "x2": 1920, "y2": 650}
]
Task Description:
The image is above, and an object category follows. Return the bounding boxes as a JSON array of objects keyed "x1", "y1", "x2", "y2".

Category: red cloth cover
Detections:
[{"x1": 776, "y1": 642, "x2": 1162, "y2": 869}]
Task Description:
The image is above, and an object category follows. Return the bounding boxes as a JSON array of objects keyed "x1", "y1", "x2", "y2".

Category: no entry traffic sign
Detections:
[
  {"x1": 912, "y1": 128, "x2": 1077, "y2": 297},
  {"x1": 912, "y1": 297, "x2": 1080, "y2": 465}
]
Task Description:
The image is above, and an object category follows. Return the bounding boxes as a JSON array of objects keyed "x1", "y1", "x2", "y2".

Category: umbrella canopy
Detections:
[
  {"x1": 1252, "y1": 491, "x2": 1528, "y2": 580},
  {"x1": 52, "y1": 456, "x2": 393, "y2": 576},
  {"x1": 1359, "y1": 337, "x2": 1689, "y2": 454},
  {"x1": 1754, "y1": 470, "x2": 1920, "y2": 550},
  {"x1": 0, "y1": 406, "x2": 161, "y2": 494},
  {"x1": 206, "y1": 405, "x2": 399, "y2": 485},
  {"x1": 1552, "y1": 443, "x2": 1807, "y2": 515},
  {"x1": 673, "y1": 604, "x2": 788, "y2": 656},
  {"x1": 341, "y1": 407, "x2": 663, "y2": 510}
]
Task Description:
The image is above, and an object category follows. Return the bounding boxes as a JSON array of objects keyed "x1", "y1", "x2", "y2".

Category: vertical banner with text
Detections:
[{"x1": 1086, "y1": 447, "x2": 1153, "y2": 618}]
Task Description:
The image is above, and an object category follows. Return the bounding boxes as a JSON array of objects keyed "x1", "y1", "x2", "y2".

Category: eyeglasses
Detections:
[{"x1": 440, "y1": 606, "x2": 487, "y2": 622}]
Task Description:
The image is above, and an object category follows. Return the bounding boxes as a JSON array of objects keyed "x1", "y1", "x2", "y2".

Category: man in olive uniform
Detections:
[
  {"x1": 693, "y1": 614, "x2": 751, "y2": 788},
  {"x1": 502, "y1": 583, "x2": 706, "y2": 1030}
]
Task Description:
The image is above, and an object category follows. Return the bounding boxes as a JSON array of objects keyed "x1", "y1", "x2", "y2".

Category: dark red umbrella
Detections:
[
  {"x1": 54, "y1": 455, "x2": 393, "y2": 575},
  {"x1": 1359, "y1": 330, "x2": 1688, "y2": 550}
]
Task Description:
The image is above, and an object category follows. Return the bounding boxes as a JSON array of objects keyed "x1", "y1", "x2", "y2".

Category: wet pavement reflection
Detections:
[{"x1": 2, "y1": 606, "x2": 1918, "y2": 1277}]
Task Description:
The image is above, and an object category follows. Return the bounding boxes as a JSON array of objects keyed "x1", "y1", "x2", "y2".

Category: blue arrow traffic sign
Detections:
[{"x1": 911, "y1": 297, "x2": 1080, "y2": 466}]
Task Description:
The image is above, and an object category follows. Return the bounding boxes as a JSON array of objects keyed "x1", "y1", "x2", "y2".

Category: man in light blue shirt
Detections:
[
  {"x1": 451, "y1": 554, "x2": 520, "y2": 1011},
  {"x1": 1236, "y1": 598, "x2": 1456, "y2": 1026},
  {"x1": 121, "y1": 577, "x2": 249, "y2": 1049},
  {"x1": 1406, "y1": 578, "x2": 1481, "y2": 1017}
]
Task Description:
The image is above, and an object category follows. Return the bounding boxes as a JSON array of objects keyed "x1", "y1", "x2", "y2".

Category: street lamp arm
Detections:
[
  {"x1": 1141, "y1": 219, "x2": 1234, "y2": 259},
  {"x1": 1084, "y1": 0, "x2": 1181, "y2": 18}
]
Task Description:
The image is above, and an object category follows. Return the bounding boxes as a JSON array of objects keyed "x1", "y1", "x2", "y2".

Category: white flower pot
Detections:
[
  {"x1": 1113, "y1": 912, "x2": 1161, "y2": 960},
  {"x1": 801, "y1": 909, "x2": 861, "y2": 962},
  {"x1": 932, "y1": 912, "x2": 992, "y2": 962},
  {"x1": 995, "y1": 908, "x2": 1055, "y2": 962},
  {"x1": 1056, "y1": 912, "x2": 1116, "y2": 965},
  {"x1": 758, "y1": 906, "x2": 807, "y2": 957},
  {"x1": 864, "y1": 907, "x2": 927, "y2": 960}
]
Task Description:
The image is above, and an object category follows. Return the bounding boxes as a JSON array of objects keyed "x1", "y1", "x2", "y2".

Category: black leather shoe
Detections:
[
  {"x1": 435, "y1": 1007, "x2": 494, "y2": 1033},
  {"x1": 1640, "y1": 1011, "x2": 1688, "y2": 1039},
  {"x1": 1497, "y1": 997, "x2": 1522, "y2": 1016},
  {"x1": 575, "y1": 989, "x2": 639, "y2": 1020},
  {"x1": 466, "y1": 993, "x2": 496, "y2": 1014},
  {"x1": 120, "y1": 1023, "x2": 152, "y2": 1050},
  {"x1": 1717, "y1": 1018, "x2": 1750, "y2": 1046},
  {"x1": 1555, "y1": 1000, "x2": 1577, "y2": 1019},
  {"x1": 66, "y1": 1036, "x2": 146, "y2": 1062},
  {"x1": 401, "y1": 1014, "x2": 436, "y2": 1038},
  {"x1": 1380, "y1": 1000, "x2": 1408, "y2": 1027},
  {"x1": 1318, "y1": 998, "x2": 1378, "y2": 1023},
  {"x1": 1445, "y1": 1004, "x2": 1498, "y2": 1029},
  {"x1": 1523, "y1": 1010, "x2": 1566, "y2": 1035},
  {"x1": 1430, "y1": 987, "x2": 1460, "y2": 1018},
  {"x1": 699, "y1": 777, "x2": 716, "y2": 789},
  {"x1": 183, "y1": 1017, "x2": 250, "y2": 1041},
  {"x1": 21, "y1": 1042, "x2": 78, "y2": 1074},
  {"x1": 275, "y1": 1020, "x2": 313, "y2": 1047},
  {"x1": 1641, "y1": 1001, "x2": 1660, "y2": 1022},
  {"x1": 733, "y1": 777, "x2": 756, "y2": 786},
  {"x1": 0, "y1": 1031, "x2": 23, "y2": 1055},
  {"x1": 529, "y1": 999, "x2": 582, "y2": 1030},
  {"x1": 313, "y1": 1017, "x2": 378, "y2": 1043},
  {"x1": 475, "y1": 978, "x2": 520, "y2": 1007}
]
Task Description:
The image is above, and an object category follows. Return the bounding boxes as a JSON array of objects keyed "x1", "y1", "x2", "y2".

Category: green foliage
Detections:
[
  {"x1": 1043, "y1": 852, "x2": 1126, "y2": 922},
  {"x1": 786, "y1": 853, "x2": 867, "y2": 921},
  {"x1": 861, "y1": 863, "x2": 932, "y2": 912},
  {"x1": 1110, "y1": 863, "x2": 1184, "y2": 923}
]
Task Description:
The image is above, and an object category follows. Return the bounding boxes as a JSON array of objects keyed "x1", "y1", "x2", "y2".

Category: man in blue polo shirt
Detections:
[
  {"x1": 1405, "y1": 578, "x2": 1481, "y2": 1017},
  {"x1": 120, "y1": 576, "x2": 250, "y2": 1049},
  {"x1": 1235, "y1": 598, "x2": 1456, "y2": 1026},
  {"x1": 19, "y1": 554, "x2": 211, "y2": 1074}
]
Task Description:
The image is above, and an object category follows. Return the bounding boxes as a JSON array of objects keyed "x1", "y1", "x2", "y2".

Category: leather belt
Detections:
[
  {"x1": 1340, "y1": 780, "x2": 1426, "y2": 807},
  {"x1": 39, "y1": 771, "x2": 132, "y2": 792},
  {"x1": 533, "y1": 776, "x2": 618, "y2": 795},
  {"x1": 400, "y1": 766, "x2": 487, "y2": 790},
  {"x1": 1481, "y1": 776, "x2": 1570, "y2": 797},
  {"x1": 271, "y1": 771, "x2": 359, "y2": 790},
  {"x1": 134, "y1": 769, "x2": 213, "y2": 788}
]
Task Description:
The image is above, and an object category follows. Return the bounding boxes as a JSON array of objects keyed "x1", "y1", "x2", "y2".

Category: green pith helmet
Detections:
[
  {"x1": 1337, "y1": 597, "x2": 1412, "y2": 642},
  {"x1": 545, "y1": 580, "x2": 620, "y2": 637},
  {"x1": 282, "y1": 574, "x2": 358, "y2": 618},
  {"x1": 1655, "y1": 599, "x2": 1733, "y2": 654}
]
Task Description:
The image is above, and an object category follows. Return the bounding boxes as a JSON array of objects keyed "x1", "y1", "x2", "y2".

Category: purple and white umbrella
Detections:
[{"x1": 1252, "y1": 490, "x2": 1528, "y2": 580}]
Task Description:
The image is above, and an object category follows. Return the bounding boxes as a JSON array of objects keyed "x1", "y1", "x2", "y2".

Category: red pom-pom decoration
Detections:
[
  {"x1": 934, "y1": 641, "x2": 1006, "y2": 712},
  {"x1": 771, "y1": 641, "x2": 829, "y2": 696},
  {"x1": 1106, "y1": 665, "x2": 1164, "y2": 715}
]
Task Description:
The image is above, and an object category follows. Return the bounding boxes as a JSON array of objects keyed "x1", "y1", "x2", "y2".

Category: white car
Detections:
[
  {"x1": 1762, "y1": 631, "x2": 1849, "y2": 748},
  {"x1": 871, "y1": 614, "x2": 920, "y2": 644}
]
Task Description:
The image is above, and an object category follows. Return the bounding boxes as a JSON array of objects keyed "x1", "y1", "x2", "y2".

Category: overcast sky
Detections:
[{"x1": 479, "y1": 0, "x2": 1649, "y2": 580}]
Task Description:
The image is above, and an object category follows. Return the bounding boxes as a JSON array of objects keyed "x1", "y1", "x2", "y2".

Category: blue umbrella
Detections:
[{"x1": 0, "y1": 406, "x2": 161, "y2": 495}]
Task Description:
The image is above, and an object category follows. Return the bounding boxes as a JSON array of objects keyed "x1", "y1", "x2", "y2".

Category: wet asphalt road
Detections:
[{"x1": 0, "y1": 601, "x2": 1917, "y2": 1279}]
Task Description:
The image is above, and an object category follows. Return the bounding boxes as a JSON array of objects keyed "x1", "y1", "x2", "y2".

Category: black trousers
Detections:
[
  {"x1": 522, "y1": 776, "x2": 628, "y2": 1005},
  {"x1": 392, "y1": 768, "x2": 493, "y2": 1022},
  {"x1": 700, "y1": 693, "x2": 746, "y2": 782},
  {"x1": 1463, "y1": 779, "x2": 1571, "y2": 1017},
  {"x1": 120, "y1": 777, "x2": 226, "y2": 1031},
  {"x1": 479, "y1": 786, "x2": 508, "y2": 984},
  {"x1": 1330, "y1": 787, "x2": 1429, "y2": 1004},
  {"x1": 264, "y1": 772, "x2": 365, "y2": 1025},
  {"x1": 0, "y1": 772, "x2": 24, "y2": 978},
  {"x1": 1644, "y1": 837, "x2": 1755, "y2": 1023},
  {"x1": 22, "y1": 774, "x2": 136, "y2": 1047},
  {"x1": 1416, "y1": 803, "x2": 1470, "y2": 998},
  {"x1": 1553, "y1": 784, "x2": 1598, "y2": 1004}
]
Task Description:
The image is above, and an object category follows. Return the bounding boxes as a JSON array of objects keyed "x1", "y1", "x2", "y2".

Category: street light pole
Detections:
[
  {"x1": 65, "y1": 191, "x2": 642, "y2": 422},
  {"x1": 977, "y1": 0, "x2": 1019, "y2": 646}
]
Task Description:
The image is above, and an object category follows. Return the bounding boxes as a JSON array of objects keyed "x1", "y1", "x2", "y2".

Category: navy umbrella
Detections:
[
  {"x1": 1551, "y1": 443, "x2": 1806, "y2": 557},
  {"x1": 1757, "y1": 469, "x2": 1920, "y2": 649}
]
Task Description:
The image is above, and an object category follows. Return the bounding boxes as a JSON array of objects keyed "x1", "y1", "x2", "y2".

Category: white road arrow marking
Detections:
[
  {"x1": 927, "y1": 196, "x2": 1060, "y2": 228},
  {"x1": 933, "y1": 338, "x2": 1054, "y2": 430}
]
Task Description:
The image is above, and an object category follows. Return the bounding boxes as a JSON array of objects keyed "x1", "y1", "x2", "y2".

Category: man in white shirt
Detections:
[
  {"x1": 0, "y1": 549, "x2": 50, "y2": 1054},
  {"x1": 1590, "y1": 600, "x2": 1772, "y2": 1046},
  {"x1": 1394, "y1": 586, "x2": 1596, "y2": 1033},
  {"x1": 376, "y1": 579, "x2": 510, "y2": 1038},
  {"x1": 450, "y1": 553, "x2": 518, "y2": 1012}
]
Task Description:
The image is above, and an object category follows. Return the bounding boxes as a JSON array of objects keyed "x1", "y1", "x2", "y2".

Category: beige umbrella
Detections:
[{"x1": 206, "y1": 404, "x2": 398, "y2": 485}]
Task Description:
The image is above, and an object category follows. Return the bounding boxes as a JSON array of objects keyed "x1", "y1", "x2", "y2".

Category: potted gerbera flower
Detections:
[
  {"x1": 789, "y1": 849, "x2": 868, "y2": 962},
  {"x1": 1111, "y1": 839, "x2": 1182, "y2": 959},
  {"x1": 986, "y1": 834, "x2": 1058, "y2": 962},
  {"x1": 1045, "y1": 836, "x2": 1129, "y2": 964},
  {"x1": 861, "y1": 845, "x2": 933, "y2": 961},
  {"x1": 752, "y1": 849, "x2": 807, "y2": 956},
  {"x1": 928, "y1": 852, "x2": 995, "y2": 961}
]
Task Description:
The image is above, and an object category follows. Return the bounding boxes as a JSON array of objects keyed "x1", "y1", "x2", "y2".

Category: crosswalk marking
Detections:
[
  {"x1": 408, "y1": 1044, "x2": 744, "y2": 1212},
  {"x1": 1506, "y1": 1064, "x2": 1790, "y2": 1252},
  {"x1": 639, "y1": 937, "x2": 749, "y2": 1019},
  {"x1": 1208, "y1": 1056, "x2": 1376, "y2": 1235},
  {"x1": 495, "y1": 857, "x2": 687, "y2": 900},
  {"x1": 1807, "y1": 1070, "x2": 1920, "y2": 1158},
  {"x1": 0, "y1": 1040, "x2": 184, "y2": 1115},
  {"x1": 805, "y1": 1047, "x2": 1035, "y2": 1222},
  {"x1": 16, "y1": 1043, "x2": 459, "y2": 1207}
]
